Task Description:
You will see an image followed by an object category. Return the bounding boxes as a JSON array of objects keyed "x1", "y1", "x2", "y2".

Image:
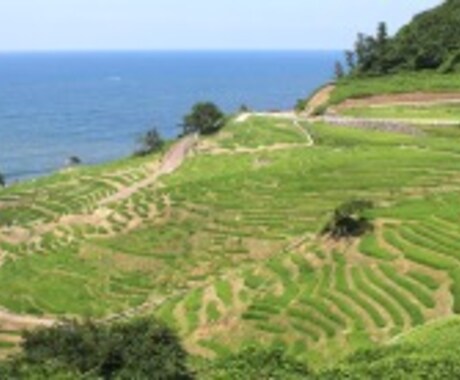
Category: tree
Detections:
[
  {"x1": 135, "y1": 128, "x2": 164, "y2": 156},
  {"x1": 322, "y1": 200, "x2": 374, "y2": 239},
  {"x1": 295, "y1": 98, "x2": 308, "y2": 113},
  {"x1": 334, "y1": 61, "x2": 345, "y2": 79},
  {"x1": 239, "y1": 104, "x2": 251, "y2": 113},
  {"x1": 7, "y1": 317, "x2": 193, "y2": 379},
  {"x1": 376, "y1": 21, "x2": 388, "y2": 47},
  {"x1": 0, "y1": 172, "x2": 4, "y2": 187},
  {"x1": 182, "y1": 102, "x2": 225, "y2": 135},
  {"x1": 345, "y1": 50, "x2": 356, "y2": 71}
]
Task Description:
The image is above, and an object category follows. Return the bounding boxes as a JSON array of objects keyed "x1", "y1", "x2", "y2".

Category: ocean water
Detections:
[{"x1": 0, "y1": 51, "x2": 340, "y2": 182}]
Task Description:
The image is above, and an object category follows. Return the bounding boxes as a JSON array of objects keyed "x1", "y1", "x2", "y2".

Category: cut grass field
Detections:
[
  {"x1": 330, "y1": 72, "x2": 460, "y2": 105},
  {"x1": 341, "y1": 103, "x2": 460, "y2": 122},
  {"x1": 2, "y1": 104, "x2": 460, "y2": 368}
]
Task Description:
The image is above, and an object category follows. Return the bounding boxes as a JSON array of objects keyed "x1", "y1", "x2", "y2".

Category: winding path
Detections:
[{"x1": 99, "y1": 134, "x2": 197, "y2": 206}]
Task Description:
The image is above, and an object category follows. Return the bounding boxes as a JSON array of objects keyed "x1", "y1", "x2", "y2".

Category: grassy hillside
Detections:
[
  {"x1": 2, "y1": 104, "x2": 460, "y2": 369},
  {"x1": 316, "y1": 317, "x2": 460, "y2": 379},
  {"x1": 330, "y1": 72, "x2": 460, "y2": 105},
  {"x1": 198, "y1": 317, "x2": 460, "y2": 378},
  {"x1": 341, "y1": 103, "x2": 460, "y2": 121}
]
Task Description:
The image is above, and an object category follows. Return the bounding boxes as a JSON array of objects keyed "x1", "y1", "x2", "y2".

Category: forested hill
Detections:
[{"x1": 350, "y1": 0, "x2": 460, "y2": 75}]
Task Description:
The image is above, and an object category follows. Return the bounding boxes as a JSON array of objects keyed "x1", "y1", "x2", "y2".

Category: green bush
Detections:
[
  {"x1": 322, "y1": 200, "x2": 374, "y2": 239},
  {"x1": 295, "y1": 98, "x2": 308, "y2": 113},
  {"x1": 4, "y1": 317, "x2": 193, "y2": 380},
  {"x1": 199, "y1": 347, "x2": 310, "y2": 379},
  {"x1": 182, "y1": 102, "x2": 225, "y2": 135}
]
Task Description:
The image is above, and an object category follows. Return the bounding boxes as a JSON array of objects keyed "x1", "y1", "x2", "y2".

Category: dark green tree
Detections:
[
  {"x1": 295, "y1": 98, "x2": 308, "y2": 113},
  {"x1": 182, "y1": 102, "x2": 225, "y2": 135},
  {"x1": 10, "y1": 317, "x2": 193, "y2": 380},
  {"x1": 322, "y1": 200, "x2": 374, "y2": 239},
  {"x1": 376, "y1": 21, "x2": 388, "y2": 47},
  {"x1": 345, "y1": 50, "x2": 356, "y2": 71},
  {"x1": 67, "y1": 156, "x2": 82, "y2": 166},
  {"x1": 239, "y1": 104, "x2": 251, "y2": 113},
  {"x1": 334, "y1": 61, "x2": 345, "y2": 79},
  {"x1": 135, "y1": 128, "x2": 164, "y2": 156},
  {"x1": 0, "y1": 172, "x2": 5, "y2": 187}
]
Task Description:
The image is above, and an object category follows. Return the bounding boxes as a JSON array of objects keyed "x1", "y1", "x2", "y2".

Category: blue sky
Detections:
[{"x1": 0, "y1": 0, "x2": 441, "y2": 51}]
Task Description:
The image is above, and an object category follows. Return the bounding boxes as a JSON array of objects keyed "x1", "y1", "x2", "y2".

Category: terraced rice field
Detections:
[
  {"x1": 341, "y1": 103, "x2": 460, "y2": 122},
  {"x1": 1, "y1": 113, "x2": 460, "y2": 366}
]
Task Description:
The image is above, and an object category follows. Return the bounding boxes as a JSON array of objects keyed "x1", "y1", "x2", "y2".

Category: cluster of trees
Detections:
[
  {"x1": 0, "y1": 317, "x2": 193, "y2": 379},
  {"x1": 181, "y1": 102, "x2": 225, "y2": 136},
  {"x1": 135, "y1": 128, "x2": 165, "y2": 157},
  {"x1": 336, "y1": 0, "x2": 460, "y2": 77},
  {"x1": 0, "y1": 172, "x2": 4, "y2": 187},
  {"x1": 336, "y1": 22, "x2": 401, "y2": 77}
]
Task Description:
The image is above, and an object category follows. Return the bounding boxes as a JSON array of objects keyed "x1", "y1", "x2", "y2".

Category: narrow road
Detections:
[
  {"x1": 0, "y1": 309, "x2": 54, "y2": 328},
  {"x1": 99, "y1": 134, "x2": 197, "y2": 206},
  {"x1": 305, "y1": 84, "x2": 335, "y2": 116}
]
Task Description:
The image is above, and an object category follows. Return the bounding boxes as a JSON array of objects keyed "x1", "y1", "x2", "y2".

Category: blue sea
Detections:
[{"x1": 0, "y1": 51, "x2": 340, "y2": 182}]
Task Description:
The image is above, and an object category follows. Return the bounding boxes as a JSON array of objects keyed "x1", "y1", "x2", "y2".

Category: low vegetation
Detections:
[
  {"x1": 0, "y1": 317, "x2": 193, "y2": 379},
  {"x1": 135, "y1": 128, "x2": 165, "y2": 156},
  {"x1": 341, "y1": 103, "x2": 460, "y2": 121},
  {"x1": 330, "y1": 71, "x2": 460, "y2": 104},
  {"x1": 322, "y1": 199, "x2": 373, "y2": 239}
]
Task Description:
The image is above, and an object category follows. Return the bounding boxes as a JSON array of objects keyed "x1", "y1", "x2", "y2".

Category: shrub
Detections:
[
  {"x1": 0, "y1": 360, "x2": 85, "y2": 380},
  {"x1": 200, "y1": 347, "x2": 310, "y2": 379},
  {"x1": 66, "y1": 156, "x2": 82, "y2": 166},
  {"x1": 182, "y1": 102, "x2": 225, "y2": 135},
  {"x1": 6, "y1": 317, "x2": 193, "y2": 379},
  {"x1": 295, "y1": 98, "x2": 308, "y2": 113},
  {"x1": 322, "y1": 200, "x2": 374, "y2": 239},
  {"x1": 135, "y1": 128, "x2": 165, "y2": 156},
  {"x1": 239, "y1": 104, "x2": 251, "y2": 113}
]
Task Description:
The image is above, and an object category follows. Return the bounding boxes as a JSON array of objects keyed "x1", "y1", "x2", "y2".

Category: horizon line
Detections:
[{"x1": 0, "y1": 48, "x2": 346, "y2": 54}]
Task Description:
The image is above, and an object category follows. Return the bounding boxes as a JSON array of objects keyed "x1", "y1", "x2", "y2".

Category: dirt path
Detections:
[
  {"x1": 0, "y1": 309, "x2": 54, "y2": 330},
  {"x1": 235, "y1": 113, "x2": 251, "y2": 123},
  {"x1": 99, "y1": 134, "x2": 197, "y2": 206},
  {"x1": 305, "y1": 84, "x2": 335, "y2": 116}
]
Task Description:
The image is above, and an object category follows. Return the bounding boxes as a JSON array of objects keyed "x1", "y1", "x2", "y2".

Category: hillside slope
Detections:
[{"x1": 2, "y1": 108, "x2": 460, "y2": 369}]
